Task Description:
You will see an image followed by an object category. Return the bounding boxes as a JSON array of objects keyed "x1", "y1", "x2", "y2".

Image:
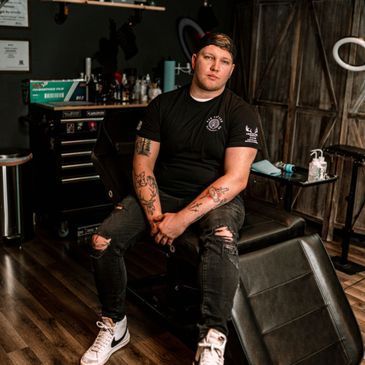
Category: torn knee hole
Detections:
[
  {"x1": 214, "y1": 226, "x2": 233, "y2": 242},
  {"x1": 92, "y1": 234, "x2": 103, "y2": 244},
  {"x1": 92, "y1": 234, "x2": 111, "y2": 249}
]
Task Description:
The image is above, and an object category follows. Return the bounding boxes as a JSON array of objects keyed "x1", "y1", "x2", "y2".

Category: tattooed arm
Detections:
[
  {"x1": 155, "y1": 147, "x2": 257, "y2": 242},
  {"x1": 132, "y1": 136, "x2": 161, "y2": 234}
]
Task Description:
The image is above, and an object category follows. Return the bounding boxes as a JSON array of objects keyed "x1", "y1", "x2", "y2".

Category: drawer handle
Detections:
[
  {"x1": 60, "y1": 118, "x2": 104, "y2": 123},
  {"x1": 61, "y1": 151, "x2": 92, "y2": 157},
  {"x1": 61, "y1": 162, "x2": 94, "y2": 169},
  {"x1": 61, "y1": 175, "x2": 100, "y2": 183},
  {"x1": 61, "y1": 139, "x2": 97, "y2": 146}
]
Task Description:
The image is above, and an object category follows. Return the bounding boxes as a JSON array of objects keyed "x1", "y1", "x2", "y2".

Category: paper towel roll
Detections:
[
  {"x1": 85, "y1": 57, "x2": 91, "y2": 81},
  {"x1": 163, "y1": 60, "x2": 176, "y2": 93}
]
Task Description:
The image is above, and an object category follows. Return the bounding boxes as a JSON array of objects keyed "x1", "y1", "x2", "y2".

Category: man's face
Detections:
[{"x1": 191, "y1": 45, "x2": 235, "y2": 94}]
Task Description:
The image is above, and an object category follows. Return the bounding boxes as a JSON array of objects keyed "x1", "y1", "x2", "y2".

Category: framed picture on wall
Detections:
[
  {"x1": 0, "y1": 0, "x2": 29, "y2": 28},
  {"x1": 0, "y1": 39, "x2": 30, "y2": 72}
]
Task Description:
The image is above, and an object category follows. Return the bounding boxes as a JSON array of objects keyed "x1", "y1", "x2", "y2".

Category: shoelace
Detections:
[
  {"x1": 197, "y1": 341, "x2": 224, "y2": 365},
  {"x1": 90, "y1": 321, "x2": 114, "y2": 352}
]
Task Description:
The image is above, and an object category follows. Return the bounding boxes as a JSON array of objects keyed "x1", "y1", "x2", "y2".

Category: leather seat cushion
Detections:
[
  {"x1": 172, "y1": 199, "x2": 305, "y2": 262},
  {"x1": 238, "y1": 200, "x2": 305, "y2": 254},
  {"x1": 232, "y1": 234, "x2": 363, "y2": 365}
]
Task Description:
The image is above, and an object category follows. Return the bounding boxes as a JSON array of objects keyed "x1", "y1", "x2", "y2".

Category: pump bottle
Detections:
[{"x1": 308, "y1": 149, "x2": 327, "y2": 182}]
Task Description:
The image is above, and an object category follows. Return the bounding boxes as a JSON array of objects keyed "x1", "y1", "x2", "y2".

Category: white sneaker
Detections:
[
  {"x1": 193, "y1": 328, "x2": 226, "y2": 365},
  {"x1": 80, "y1": 316, "x2": 130, "y2": 365}
]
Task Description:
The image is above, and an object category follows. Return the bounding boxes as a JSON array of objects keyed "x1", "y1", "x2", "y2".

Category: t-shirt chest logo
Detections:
[{"x1": 206, "y1": 116, "x2": 223, "y2": 132}]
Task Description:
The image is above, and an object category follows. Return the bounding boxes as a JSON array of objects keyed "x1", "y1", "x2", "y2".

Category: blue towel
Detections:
[{"x1": 251, "y1": 160, "x2": 281, "y2": 176}]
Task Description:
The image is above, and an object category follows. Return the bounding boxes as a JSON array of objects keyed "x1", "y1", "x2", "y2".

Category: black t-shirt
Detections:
[{"x1": 136, "y1": 85, "x2": 260, "y2": 198}]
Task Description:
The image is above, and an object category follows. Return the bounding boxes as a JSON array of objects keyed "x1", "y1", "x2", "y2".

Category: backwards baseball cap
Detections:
[{"x1": 195, "y1": 32, "x2": 237, "y2": 61}]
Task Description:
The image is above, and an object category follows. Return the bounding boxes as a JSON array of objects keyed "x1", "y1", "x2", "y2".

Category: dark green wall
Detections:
[{"x1": 0, "y1": 0, "x2": 234, "y2": 148}]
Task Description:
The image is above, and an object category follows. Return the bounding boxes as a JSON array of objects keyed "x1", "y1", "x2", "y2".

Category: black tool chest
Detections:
[{"x1": 29, "y1": 103, "x2": 145, "y2": 240}]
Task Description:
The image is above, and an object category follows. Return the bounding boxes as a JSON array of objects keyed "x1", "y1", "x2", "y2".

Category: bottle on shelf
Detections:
[
  {"x1": 113, "y1": 72, "x2": 122, "y2": 102},
  {"x1": 115, "y1": 80, "x2": 121, "y2": 102},
  {"x1": 308, "y1": 149, "x2": 327, "y2": 182},
  {"x1": 84, "y1": 57, "x2": 92, "y2": 102},
  {"x1": 122, "y1": 73, "x2": 130, "y2": 103},
  {"x1": 127, "y1": 70, "x2": 137, "y2": 100},
  {"x1": 140, "y1": 75, "x2": 148, "y2": 103},
  {"x1": 85, "y1": 57, "x2": 91, "y2": 81},
  {"x1": 95, "y1": 74, "x2": 103, "y2": 102},
  {"x1": 148, "y1": 81, "x2": 162, "y2": 100},
  {"x1": 133, "y1": 78, "x2": 141, "y2": 103},
  {"x1": 86, "y1": 74, "x2": 96, "y2": 102}
]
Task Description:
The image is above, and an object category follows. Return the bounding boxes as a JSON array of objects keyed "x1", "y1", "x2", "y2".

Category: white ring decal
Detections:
[
  {"x1": 178, "y1": 18, "x2": 205, "y2": 62},
  {"x1": 333, "y1": 37, "x2": 365, "y2": 72}
]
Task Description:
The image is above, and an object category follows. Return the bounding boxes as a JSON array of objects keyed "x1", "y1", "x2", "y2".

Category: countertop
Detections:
[{"x1": 34, "y1": 101, "x2": 148, "y2": 111}]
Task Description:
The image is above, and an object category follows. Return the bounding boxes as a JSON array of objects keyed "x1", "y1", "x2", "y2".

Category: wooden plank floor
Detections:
[
  {"x1": 0, "y1": 232, "x2": 193, "y2": 365},
  {"x1": 0, "y1": 229, "x2": 365, "y2": 364}
]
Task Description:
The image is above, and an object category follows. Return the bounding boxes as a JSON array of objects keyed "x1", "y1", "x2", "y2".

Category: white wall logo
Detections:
[
  {"x1": 206, "y1": 116, "x2": 223, "y2": 132},
  {"x1": 245, "y1": 125, "x2": 258, "y2": 144}
]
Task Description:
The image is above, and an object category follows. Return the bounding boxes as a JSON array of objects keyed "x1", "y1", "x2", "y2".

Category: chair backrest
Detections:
[{"x1": 232, "y1": 234, "x2": 363, "y2": 365}]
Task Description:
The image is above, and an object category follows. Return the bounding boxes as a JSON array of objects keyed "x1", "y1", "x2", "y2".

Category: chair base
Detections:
[{"x1": 331, "y1": 255, "x2": 365, "y2": 275}]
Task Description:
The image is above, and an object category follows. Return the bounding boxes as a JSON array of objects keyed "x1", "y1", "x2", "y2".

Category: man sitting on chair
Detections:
[{"x1": 81, "y1": 32, "x2": 260, "y2": 365}]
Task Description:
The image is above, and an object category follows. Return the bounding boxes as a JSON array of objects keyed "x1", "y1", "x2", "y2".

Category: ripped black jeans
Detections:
[{"x1": 91, "y1": 190, "x2": 245, "y2": 338}]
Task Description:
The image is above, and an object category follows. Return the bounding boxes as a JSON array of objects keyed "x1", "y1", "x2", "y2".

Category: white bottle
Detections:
[
  {"x1": 145, "y1": 73, "x2": 151, "y2": 86},
  {"x1": 318, "y1": 154, "x2": 327, "y2": 180},
  {"x1": 308, "y1": 149, "x2": 327, "y2": 182},
  {"x1": 148, "y1": 82, "x2": 162, "y2": 100},
  {"x1": 133, "y1": 78, "x2": 141, "y2": 102},
  {"x1": 308, "y1": 151, "x2": 320, "y2": 182},
  {"x1": 140, "y1": 77, "x2": 148, "y2": 103},
  {"x1": 121, "y1": 73, "x2": 129, "y2": 103}
]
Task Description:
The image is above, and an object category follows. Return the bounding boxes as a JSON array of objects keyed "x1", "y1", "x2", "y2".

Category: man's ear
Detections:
[
  {"x1": 229, "y1": 63, "x2": 235, "y2": 77},
  {"x1": 191, "y1": 53, "x2": 197, "y2": 70}
]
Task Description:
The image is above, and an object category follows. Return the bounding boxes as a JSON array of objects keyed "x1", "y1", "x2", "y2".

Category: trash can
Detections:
[{"x1": 0, "y1": 149, "x2": 33, "y2": 244}]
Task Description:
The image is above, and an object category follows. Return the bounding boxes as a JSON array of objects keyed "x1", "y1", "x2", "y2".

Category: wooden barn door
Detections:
[
  {"x1": 328, "y1": 0, "x2": 365, "y2": 236},
  {"x1": 233, "y1": 0, "x2": 365, "y2": 234}
]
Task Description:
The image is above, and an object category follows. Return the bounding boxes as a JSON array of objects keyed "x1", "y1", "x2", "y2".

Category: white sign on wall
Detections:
[
  {"x1": 0, "y1": 40, "x2": 30, "y2": 71},
  {"x1": 0, "y1": 0, "x2": 29, "y2": 28}
]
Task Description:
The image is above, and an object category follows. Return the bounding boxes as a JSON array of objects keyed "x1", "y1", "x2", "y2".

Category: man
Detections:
[{"x1": 81, "y1": 32, "x2": 260, "y2": 365}]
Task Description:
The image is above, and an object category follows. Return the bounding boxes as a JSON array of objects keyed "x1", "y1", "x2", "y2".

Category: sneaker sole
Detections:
[{"x1": 80, "y1": 329, "x2": 130, "y2": 365}]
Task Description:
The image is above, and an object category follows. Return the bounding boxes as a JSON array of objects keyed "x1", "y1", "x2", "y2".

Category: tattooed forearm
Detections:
[
  {"x1": 133, "y1": 171, "x2": 159, "y2": 216},
  {"x1": 208, "y1": 186, "x2": 229, "y2": 203},
  {"x1": 135, "y1": 137, "x2": 152, "y2": 156},
  {"x1": 188, "y1": 201, "x2": 203, "y2": 212},
  {"x1": 139, "y1": 194, "x2": 157, "y2": 216},
  {"x1": 187, "y1": 185, "x2": 229, "y2": 218},
  {"x1": 134, "y1": 171, "x2": 147, "y2": 187}
]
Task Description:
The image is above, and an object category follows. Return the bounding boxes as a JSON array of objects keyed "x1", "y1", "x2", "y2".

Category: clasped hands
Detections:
[{"x1": 150, "y1": 212, "x2": 187, "y2": 246}]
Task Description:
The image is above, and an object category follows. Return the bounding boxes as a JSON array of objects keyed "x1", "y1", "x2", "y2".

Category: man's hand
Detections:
[
  {"x1": 149, "y1": 215, "x2": 164, "y2": 237},
  {"x1": 153, "y1": 212, "x2": 188, "y2": 246}
]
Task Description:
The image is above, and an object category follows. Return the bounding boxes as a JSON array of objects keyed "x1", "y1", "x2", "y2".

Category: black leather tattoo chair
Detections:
[
  {"x1": 91, "y1": 114, "x2": 363, "y2": 365},
  {"x1": 231, "y1": 234, "x2": 363, "y2": 365}
]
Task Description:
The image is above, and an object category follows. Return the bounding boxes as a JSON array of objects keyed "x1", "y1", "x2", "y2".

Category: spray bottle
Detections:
[{"x1": 308, "y1": 149, "x2": 327, "y2": 182}]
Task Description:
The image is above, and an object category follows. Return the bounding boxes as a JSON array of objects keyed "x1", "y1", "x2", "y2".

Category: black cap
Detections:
[{"x1": 195, "y1": 32, "x2": 237, "y2": 61}]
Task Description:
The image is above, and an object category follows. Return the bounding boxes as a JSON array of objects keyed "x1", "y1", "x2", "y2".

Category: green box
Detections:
[{"x1": 25, "y1": 79, "x2": 86, "y2": 103}]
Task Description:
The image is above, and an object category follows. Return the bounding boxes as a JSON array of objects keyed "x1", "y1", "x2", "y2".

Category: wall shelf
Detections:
[{"x1": 44, "y1": 0, "x2": 166, "y2": 12}]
